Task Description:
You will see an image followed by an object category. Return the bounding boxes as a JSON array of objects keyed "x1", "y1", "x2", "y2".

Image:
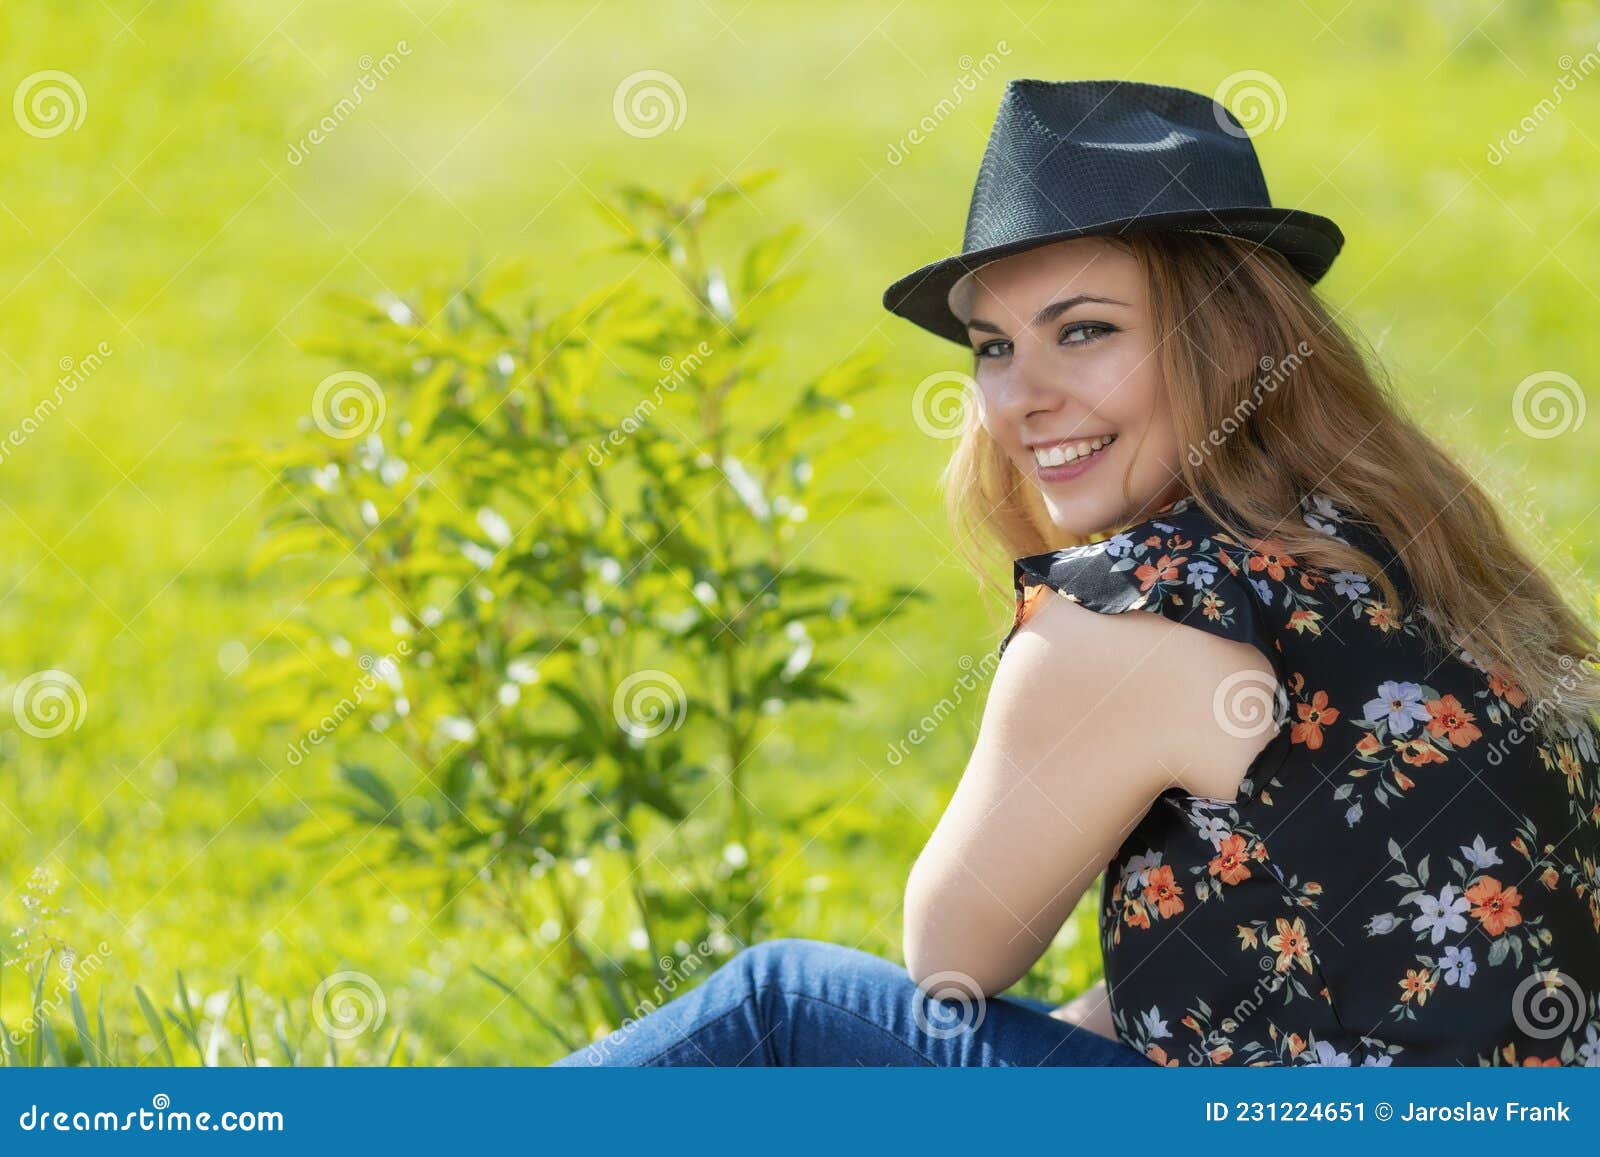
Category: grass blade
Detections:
[
  {"x1": 471, "y1": 964, "x2": 579, "y2": 1052},
  {"x1": 234, "y1": 976, "x2": 255, "y2": 1065},
  {"x1": 134, "y1": 986, "x2": 176, "y2": 1065},
  {"x1": 68, "y1": 982, "x2": 97, "y2": 1066}
]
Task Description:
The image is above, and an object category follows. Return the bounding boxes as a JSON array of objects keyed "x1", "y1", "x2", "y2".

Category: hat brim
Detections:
[{"x1": 881, "y1": 206, "x2": 1344, "y2": 347}]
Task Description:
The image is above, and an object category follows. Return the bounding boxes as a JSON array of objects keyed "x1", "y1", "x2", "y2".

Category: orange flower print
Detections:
[
  {"x1": 1123, "y1": 895, "x2": 1151, "y2": 931},
  {"x1": 1424, "y1": 694, "x2": 1481, "y2": 748},
  {"x1": 1541, "y1": 867, "x2": 1560, "y2": 890},
  {"x1": 1364, "y1": 603, "x2": 1402, "y2": 632},
  {"x1": 1211, "y1": 1044, "x2": 1234, "y2": 1063},
  {"x1": 1236, "y1": 924, "x2": 1260, "y2": 950},
  {"x1": 1355, "y1": 733, "x2": 1382, "y2": 757},
  {"x1": 1522, "y1": 1056, "x2": 1562, "y2": 1066},
  {"x1": 1291, "y1": 690, "x2": 1340, "y2": 749},
  {"x1": 1146, "y1": 1044, "x2": 1178, "y2": 1066},
  {"x1": 1487, "y1": 670, "x2": 1528, "y2": 708},
  {"x1": 1554, "y1": 743, "x2": 1583, "y2": 796},
  {"x1": 1248, "y1": 545, "x2": 1296, "y2": 582},
  {"x1": 1200, "y1": 591, "x2": 1226, "y2": 621},
  {"x1": 1395, "y1": 737, "x2": 1447, "y2": 767},
  {"x1": 1209, "y1": 834, "x2": 1253, "y2": 885},
  {"x1": 1393, "y1": 769, "x2": 1415, "y2": 791},
  {"x1": 1286, "y1": 1033, "x2": 1306, "y2": 1058},
  {"x1": 1465, "y1": 876, "x2": 1523, "y2": 936},
  {"x1": 1287, "y1": 609, "x2": 1324, "y2": 636},
  {"x1": 1182, "y1": 1014, "x2": 1201, "y2": 1034},
  {"x1": 1266, "y1": 916, "x2": 1312, "y2": 973},
  {"x1": 1143, "y1": 865, "x2": 1185, "y2": 918},
  {"x1": 1134, "y1": 553, "x2": 1184, "y2": 592},
  {"x1": 1399, "y1": 967, "x2": 1436, "y2": 1005}
]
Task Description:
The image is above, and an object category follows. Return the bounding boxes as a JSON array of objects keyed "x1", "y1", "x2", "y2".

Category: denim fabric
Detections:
[{"x1": 551, "y1": 937, "x2": 1156, "y2": 1067}]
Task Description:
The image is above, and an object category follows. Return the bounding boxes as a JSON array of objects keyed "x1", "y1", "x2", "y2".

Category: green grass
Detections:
[{"x1": 2, "y1": 0, "x2": 1598, "y2": 1063}]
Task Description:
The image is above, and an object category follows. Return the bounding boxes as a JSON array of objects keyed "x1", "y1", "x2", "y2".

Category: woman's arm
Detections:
[
  {"x1": 902, "y1": 585, "x2": 1276, "y2": 995},
  {"x1": 1049, "y1": 979, "x2": 1118, "y2": 1041}
]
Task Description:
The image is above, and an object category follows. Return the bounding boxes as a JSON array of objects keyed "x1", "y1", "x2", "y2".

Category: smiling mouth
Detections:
[{"x1": 1030, "y1": 432, "x2": 1118, "y2": 469}]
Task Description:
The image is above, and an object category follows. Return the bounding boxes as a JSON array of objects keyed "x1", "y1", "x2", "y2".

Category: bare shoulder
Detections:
[{"x1": 995, "y1": 584, "x2": 1276, "y2": 802}]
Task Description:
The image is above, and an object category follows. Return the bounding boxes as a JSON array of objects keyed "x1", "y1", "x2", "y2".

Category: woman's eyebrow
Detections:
[{"x1": 966, "y1": 293, "x2": 1129, "y2": 335}]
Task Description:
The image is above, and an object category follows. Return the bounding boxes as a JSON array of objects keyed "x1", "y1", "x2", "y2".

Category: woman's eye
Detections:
[
  {"x1": 1061, "y1": 322, "x2": 1114, "y2": 345},
  {"x1": 973, "y1": 324, "x2": 1115, "y2": 359}
]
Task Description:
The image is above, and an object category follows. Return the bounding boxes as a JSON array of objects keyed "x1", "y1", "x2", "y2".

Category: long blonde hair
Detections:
[{"x1": 944, "y1": 229, "x2": 1600, "y2": 740}]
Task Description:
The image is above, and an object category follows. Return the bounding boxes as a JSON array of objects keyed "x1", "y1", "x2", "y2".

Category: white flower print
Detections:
[
  {"x1": 1329, "y1": 570, "x2": 1371, "y2": 600},
  {"x1": 1121, "y1": 851, "x2": 1163, "y2": 892},
  {"x1": 1306, "y1": 1039, "x2": 1351, "y2": 1065},
  {"x1": 1458, "y1": 835, "x2": 1501, "y2": 871},
  {"x1": 1100, "y1": 532, "x2": 1137, "y2": 558},
  {"x1": 1140, "y1": 1006, "x2": 1171, "y2": 1040},
  {"x1": 1363, "y1": 680, "x2": 1432, "y2": 735},
  {"x1": 1410, "y1": 884, "x2": 1470, "y2": 944},
  {"x1": 1188, "y1": 811, "x2": 1231, "y2": 849},
  {"x1": 1185, "y1": 558, "x2": 1219, "y2": 591},
  {"x1": 1366, "y1": 912, "x2": 1401, "y2": 936},
  {"x1": 1439, "y1": 944, "x2": 1476, "y2": 988},
  {"x1": 1578, "y1": 1024, "x2": 1600, "y2": 1067}
]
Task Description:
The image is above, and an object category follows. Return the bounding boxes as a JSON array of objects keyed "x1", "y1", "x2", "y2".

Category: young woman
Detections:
[{"x1": 552, "y1": 79, "x2": 1600, "y2": 1067}]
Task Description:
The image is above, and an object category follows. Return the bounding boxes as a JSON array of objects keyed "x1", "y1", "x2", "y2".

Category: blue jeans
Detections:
[{"x1": 551, "y1": 937, "x2": 1156, "y2": 1066}]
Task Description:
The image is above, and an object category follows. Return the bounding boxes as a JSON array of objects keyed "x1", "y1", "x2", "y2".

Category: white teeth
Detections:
[{"x1": 1033, "y1": 433, "x2": 1116, "y2": 469}]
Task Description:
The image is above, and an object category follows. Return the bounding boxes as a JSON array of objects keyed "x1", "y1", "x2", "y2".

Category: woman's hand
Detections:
[{"x1": 1048, "y1": 979, "x2": 1119, "y2": 1042}]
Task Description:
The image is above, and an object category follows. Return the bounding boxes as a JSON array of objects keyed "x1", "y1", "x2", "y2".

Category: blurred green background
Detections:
[{"x1": 1, "y1": 0, "x2": 1598, "y2": 1063}]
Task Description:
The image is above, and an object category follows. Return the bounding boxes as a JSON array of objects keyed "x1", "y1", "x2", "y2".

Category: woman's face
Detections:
[{"x1": 963, "y1": 237, "x2": 1188, "y2": 538}]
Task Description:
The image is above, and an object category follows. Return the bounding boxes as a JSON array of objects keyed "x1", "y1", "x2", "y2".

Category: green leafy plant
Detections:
[{"x1": 231, "y1": 170, "x2": 921, "y2": 1046}]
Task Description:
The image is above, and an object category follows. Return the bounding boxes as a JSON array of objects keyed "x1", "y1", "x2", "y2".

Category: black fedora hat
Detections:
[{"x1": 882, "y1": 78, "x2": 1344, "y2": 346}]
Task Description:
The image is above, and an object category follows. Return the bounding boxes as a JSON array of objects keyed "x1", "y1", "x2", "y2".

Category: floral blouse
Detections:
[{"x1": 997, "y1": 491, "x2": 1600, "y2": 1066}]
